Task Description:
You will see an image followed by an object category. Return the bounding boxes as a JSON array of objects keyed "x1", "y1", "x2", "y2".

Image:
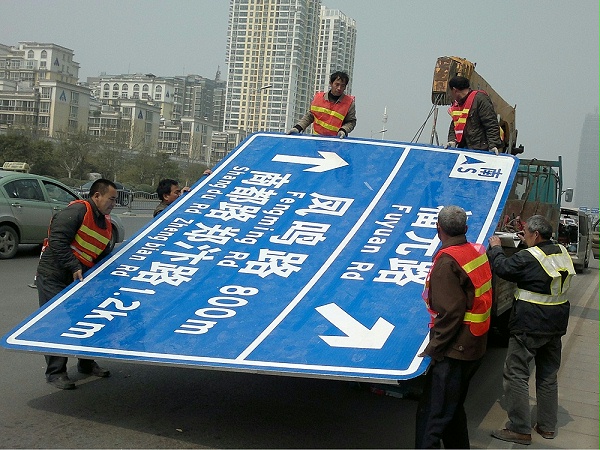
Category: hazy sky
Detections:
[{"x1": 1, "y1": 0, "x2": 598, "y2": 190}]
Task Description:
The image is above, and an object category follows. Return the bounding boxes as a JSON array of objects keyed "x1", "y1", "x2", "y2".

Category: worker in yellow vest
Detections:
[{"x1": 287, "y1": 71, "x2": 356, "y2": 138}]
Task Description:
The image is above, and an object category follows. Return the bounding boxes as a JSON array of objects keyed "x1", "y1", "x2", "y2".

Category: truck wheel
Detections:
[{"x1": 0, "y1": 225, "x2": 19, "y2": 259}]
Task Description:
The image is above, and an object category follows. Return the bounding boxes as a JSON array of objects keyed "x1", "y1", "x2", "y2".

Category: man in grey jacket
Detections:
[{"x1": 488, "y1": 215, "x2": 575, "y2": 445}]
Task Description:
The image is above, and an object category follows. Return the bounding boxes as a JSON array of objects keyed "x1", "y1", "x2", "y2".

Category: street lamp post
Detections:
[{"x1": 245, "y1": 84, "x2": 272, "y2": 133}]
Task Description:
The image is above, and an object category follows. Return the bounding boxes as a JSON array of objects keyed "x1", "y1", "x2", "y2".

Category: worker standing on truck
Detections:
[
  {"x1": 444, "y1": 75, "x2": 502, "y2": 154},
  {"x1": 488, "y1": 215, "x2": 575, "y2": 445},
  {"x1": 287, "y1": 71, "x2": 356, "y2": 138},
  {"x1": 415, "y1": 205, "x2": 492, "y2": 448}
]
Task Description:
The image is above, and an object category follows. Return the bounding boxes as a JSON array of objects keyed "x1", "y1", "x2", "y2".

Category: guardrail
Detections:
[{"x1": 120, "y1": 190, "x2": 159, "y2": 212}]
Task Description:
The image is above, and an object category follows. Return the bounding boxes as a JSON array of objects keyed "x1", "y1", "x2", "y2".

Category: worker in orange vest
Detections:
[
  {"x1": 36, "y1": 179, "x2": 118, "y2": 390},
  {"x1": 416, "y1": 205, "x2": 492, "y2": 448},
  {"x1": 287, "y1": 71, "x2": 356, "y2": 138},
  {"x1": 445, "y1": 75, "x2": 502, "y2": 154}
]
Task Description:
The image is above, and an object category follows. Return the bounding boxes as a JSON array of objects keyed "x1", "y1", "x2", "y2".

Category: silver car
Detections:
[{"x1": 0, "y1": 170, "x2": 125, "y2": 259}]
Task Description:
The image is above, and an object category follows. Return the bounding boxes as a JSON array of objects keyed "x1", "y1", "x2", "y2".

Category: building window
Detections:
[
  {"x1": 142, "y1": 84, "x2": 149, "y2": 92},
  {"x1": 122, "y1": 83, "x2": 128, "y2": 91},
  {"x1": 27, "y1": 50, "x2": 34, "y2": 58},
  {"x1": 133, "y1": 84, "x2": 140, "y2": 92},
  {"x1": 113, "y1": 83, "x2": 119, "y2": 90},
  {"x1": 71, "y1": 91, "x2": 79, "y2": 105},
  {"x1": 41, "y1": 50, "x2": 47, "y2": 59}
]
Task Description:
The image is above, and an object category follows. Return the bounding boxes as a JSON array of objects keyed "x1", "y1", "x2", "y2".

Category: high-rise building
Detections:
[
  {"x1": 574, "y1": 112, "x2": 599, "y2": 210},
  {"x1": 224, "y1": 0, "x2": 322, "y2": 133},
  {"x1": 315, "y1": 7, "x2": 357, "y2": 94}
]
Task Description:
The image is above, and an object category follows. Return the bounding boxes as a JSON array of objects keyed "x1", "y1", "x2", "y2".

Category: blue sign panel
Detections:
[{"x1": 2, "y1": 134, "x2": 518, "y2": 383}]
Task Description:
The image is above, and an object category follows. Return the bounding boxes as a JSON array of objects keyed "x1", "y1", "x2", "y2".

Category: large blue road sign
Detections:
[{"x1": 2, "y1": 134, "x2": 518, "y2": 383}]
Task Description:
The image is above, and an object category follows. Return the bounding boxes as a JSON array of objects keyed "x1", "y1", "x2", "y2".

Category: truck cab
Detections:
[{"x1": 558, "y1": 207, "x2": 591, "y2": 272}]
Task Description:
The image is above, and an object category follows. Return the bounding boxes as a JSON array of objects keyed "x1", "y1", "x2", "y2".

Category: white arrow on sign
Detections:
[
  {"x1": 272, "y1": 151, "x2": 348, "y2": 172},
  {"x1": 316, "y1": 303, "x2": 394, "y2": 349}
]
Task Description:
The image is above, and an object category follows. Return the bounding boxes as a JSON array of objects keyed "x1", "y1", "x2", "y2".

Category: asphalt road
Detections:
[{"x1": 0, "y1": 213, "x2": 597, "y2": 448}]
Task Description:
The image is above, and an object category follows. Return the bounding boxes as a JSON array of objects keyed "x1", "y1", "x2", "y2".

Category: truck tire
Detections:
[{"x1": 0, "y1": 224, "x2": 19, "y2": 259}]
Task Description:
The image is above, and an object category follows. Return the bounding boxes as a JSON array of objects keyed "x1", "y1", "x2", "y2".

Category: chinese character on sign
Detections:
[
  {"x1": 242, "y1": 171, "x2": 292, "y2": 189},
  {"x1": 226, "y1": 186, "x2": 277, "y2": 205},
  {"x1": 205, "y1": 202, "x2": 261, "y2": 222},
  {"x1": 183, "y1": 222, "x2": 240, "y2": 244},
  {"x1": 162, "y1": 241, "x2": 221, "y2": 265},
  {"x1": 270, "y1": 221, "x2": 330, "y2": 245},
  {"x1": 132, "y1": 262, "x2": 198, "y2": 286},
  {"x1": 239, "y1": 249, "x2": 308, "y2": 278},
  {"x1": 373, "y1": 258, "x2": 432, "y2": 286},
  {"x1": 296, "y1": 193, "x2": 354, "y2": 216}
]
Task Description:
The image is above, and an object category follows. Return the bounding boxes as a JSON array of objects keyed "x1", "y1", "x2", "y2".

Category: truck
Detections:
[{"x1": 431, "y1": 56, "x2": 566, "y2": 338}]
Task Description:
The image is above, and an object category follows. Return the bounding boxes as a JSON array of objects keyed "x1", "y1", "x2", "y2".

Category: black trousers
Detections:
[
  {"x1": 37, "y1": 273, "x2": 96, "y2": 380},
  {"x1": 415, "y1": 357, "x2": 482, "y2": 449}
]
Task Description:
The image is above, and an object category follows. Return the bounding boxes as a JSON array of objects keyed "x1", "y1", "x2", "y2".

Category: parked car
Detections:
[
  {"x1": 0, "y1": 170, "x2": 125, "y2": 259},
  {"x1": 78, "y1": 180, "x2": 132, "y2": 206}
]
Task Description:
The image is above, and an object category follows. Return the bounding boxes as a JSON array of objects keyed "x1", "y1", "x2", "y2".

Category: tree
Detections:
[
  {"x1": 53, "y1": 130, "x2": 97, "y2": 179},
  {"x1": 0, "y1": 132, "x2": 57, "y2": 176}
]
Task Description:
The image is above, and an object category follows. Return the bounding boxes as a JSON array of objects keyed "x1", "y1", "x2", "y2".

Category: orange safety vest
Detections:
[
  {"x1": 448, "y1": 90, "x2": 482, "y2": 144},
  {"x1": 69, "y1": 200, "x2": 112, "y2": 267},
  {"x1": 422, "y1": 242, "x2": 492, "y2": 336},
  {"x1": 310, "y1": 92, "x2": 354, "y2": 136}
]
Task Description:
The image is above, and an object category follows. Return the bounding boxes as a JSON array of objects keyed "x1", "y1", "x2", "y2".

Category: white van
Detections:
[{"x1": 558, "y1": 208, "x2": 591, "y2": 272}]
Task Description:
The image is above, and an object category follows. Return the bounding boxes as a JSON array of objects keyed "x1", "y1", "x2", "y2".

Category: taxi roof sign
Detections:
[
  {"x1": 2, "y1": 161, "x2": 30, "y2": 172},
  {"x1": 2, "y1": 134, "x2": 518, "y2": 383}
]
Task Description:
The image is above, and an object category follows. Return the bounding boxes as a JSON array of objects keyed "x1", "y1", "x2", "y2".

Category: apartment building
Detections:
[
  {"x1": 87, "y1": 73, "x2": 226, "y2": 158},
  {"x1": 315, "y1": 7, "x2": 357, "y2": 93},
  {"x1": 224, "y1": 0, "x2": 322, "y2": 133},
  {"x1": 88, "y1": 98, "x2": 161, "y2": 150},
  {"x1": 0, "y1": 42, "x2": 90, "y2": 136}
]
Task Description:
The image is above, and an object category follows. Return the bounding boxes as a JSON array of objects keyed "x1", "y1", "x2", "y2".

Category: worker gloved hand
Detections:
[
  {"x1": 337, "y1": 129, "x2": 347, "y2": 139},
  {"x1": 491, "y1": 147, "x2": 499, "y2": 155},
  {"x1": 286, "y1": 128, "x2": 300, "y2": 135},
  {"x1": 444, "y1": 140, "x2": 456, "y2": 149}
]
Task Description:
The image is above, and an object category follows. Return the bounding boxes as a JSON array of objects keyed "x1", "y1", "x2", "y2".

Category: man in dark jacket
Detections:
[
  {"x1": 415, "y1": 205, "x2": 492, "y2": 448},
  {"x1": 445, "y1": 75, "x2": 502, "y2": 153},
  {"x1": 488, "y1": 215, "x2": 575, "y2": 445},
  {"x1": 37, "y1": 179, "x2": 118, "y2": 389}
]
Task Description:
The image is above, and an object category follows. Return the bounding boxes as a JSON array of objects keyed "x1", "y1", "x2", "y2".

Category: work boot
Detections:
[
  {"x1": 77, "y1": 361, "x2": 110, "y2": 378},
  {"x1": 534, "y1": 424, "x2": 556, "y2": 439},
  {"x1": 491, "y1": 428, "x2": 532, "y2": 445},
  {"x1": 47, "y1": 374, "x2": 76, "y2": 390}
]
